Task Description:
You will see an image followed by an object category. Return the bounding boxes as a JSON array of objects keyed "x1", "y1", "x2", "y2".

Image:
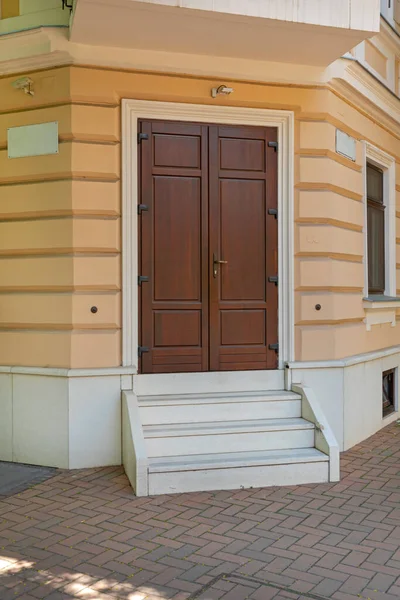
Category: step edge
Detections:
[
  {"x1": 138, "y1": 392, "x2": 301, "y2": 404},
  {"x1": 144, "y1": 419, "x2": 315, "y2": 437},
  {"x1": 149, "y1": 454, "x2": 330, "y2": 473}
]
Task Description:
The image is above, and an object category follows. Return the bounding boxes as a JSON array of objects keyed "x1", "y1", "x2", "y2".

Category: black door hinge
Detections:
[
  {"x1": 268, "y1": 208, "x2": 278, "y2": 219},
  {"x1": 268, "y1": 141, "x2": 278, "y2": 152},
  {"x1": 269, "y1": 343, "x2": 279, "y2": 353},
  {"x1": 268, "y1": 276, "x2": 278, "y2": 286},
  {"x1": 138, "y1": 133, "x2": 149, "y2": 144},
  {"x1": 138, "y1": 276, "x2": 149, "y2": 286},
  {"x1": 138, "y1": 346, "x2": 149, "y2": 358},
  {"x1": 138, "y1": 204, "x2": 149, "y2": 215}
]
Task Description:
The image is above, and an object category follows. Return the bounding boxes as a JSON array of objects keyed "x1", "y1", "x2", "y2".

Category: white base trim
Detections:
[
  {"x1": 122, "y1": 100, "x2": 295, "y2": 371},
  {"x1": 0, "y1": 371, "x2": 122, "y2": 468},
  {"x1": 0, "y1": 366, "x2": 136, "y2": 377},
  {"x1": 291, "y1": 350, "x2": 400, "y2": 451},
  {"x1": 288, "y1": 344, "x2": 400, "y2": 369}
]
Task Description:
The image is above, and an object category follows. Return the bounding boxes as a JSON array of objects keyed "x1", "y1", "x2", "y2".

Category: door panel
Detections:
[
  {"x1": 220, "y1": 138, "x2": 265, "y2": 171},
  {"x1": 220, "y1": 179, "x2": 266, "y2": 301},
  {"x1": 209, "y1": 125, "x2": 278, "y2": 371},
  {"x1": 139, "y1": 120, "x2": 278, "y2": 374},
  {"x1": 153, "y1": 134, "x2": 201, "y2": 169},
  {"x1": 153, "y1": 177, "x2": 201, "y2": 301},
  {"x1": 220, "y1": 310, "x2": 266, "y2": 345},
  {"x1": 139, "y1": 120, "x2": 209, "y2": 373}
]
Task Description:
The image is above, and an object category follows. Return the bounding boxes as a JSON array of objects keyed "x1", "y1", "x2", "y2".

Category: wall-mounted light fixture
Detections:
[
  {"x1": 12, "y1": 77, "x2": 34, "y2": 96},
  {"x1": 211, "y1": 85, "x2": 234, "y2": 99}
]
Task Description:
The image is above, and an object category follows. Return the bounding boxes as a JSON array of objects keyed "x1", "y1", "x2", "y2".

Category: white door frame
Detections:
[{"x1": 121, "y1": 99, "x2": 295, "y2": 371}]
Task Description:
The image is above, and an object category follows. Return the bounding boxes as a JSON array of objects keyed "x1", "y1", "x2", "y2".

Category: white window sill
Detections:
[{"x1": 363, "y1": 296, "x2": 400, "y2": 331}]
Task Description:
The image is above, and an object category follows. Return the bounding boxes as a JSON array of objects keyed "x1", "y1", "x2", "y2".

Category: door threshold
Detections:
[{"x1": 133, "y1": 369, "x2": 285, "y2": 396}]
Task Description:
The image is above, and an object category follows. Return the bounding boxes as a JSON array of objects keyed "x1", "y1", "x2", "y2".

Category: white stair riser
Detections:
[
  {"x1": 139, "y1": 400, "x2": 301, "y2": 425},
  {"x1": 148, "y1": 461, "x2": 329, "y2": 495},
  {"x1": 134, "y1": 370, "x2": 285, "y2": 396},
  {"x1": 145, "y1": 428, "x2": 315, "y2": 457}
]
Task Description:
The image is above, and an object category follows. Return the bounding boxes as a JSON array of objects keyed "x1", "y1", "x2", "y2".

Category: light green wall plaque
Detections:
[{"x1": 7, "y1": 121, "x2": 59, "y2": 159}]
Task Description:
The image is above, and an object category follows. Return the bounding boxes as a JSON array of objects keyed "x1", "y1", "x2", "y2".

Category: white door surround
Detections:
[{"x1": 121, "y1": 99, "x2": 295, "y2": 372}]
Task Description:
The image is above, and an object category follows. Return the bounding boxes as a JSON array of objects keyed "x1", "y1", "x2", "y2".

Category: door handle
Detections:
[{"x1": 213, "y1": 253, "x2": 228, "y2": 278}]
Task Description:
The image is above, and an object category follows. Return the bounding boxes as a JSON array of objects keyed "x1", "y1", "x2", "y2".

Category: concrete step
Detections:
[
  {"x1": 148, "y1": 448, "x2": 329, "y2": 494},
  {"x1": 134, "y1": 369, "x2": 285, "y2": 396},
  {"x1": 143, "y1": 417, "x2": 315, "y2": 457},
  {"x1": 138, "y1": 390, "x2": 301, "y2": 424}
]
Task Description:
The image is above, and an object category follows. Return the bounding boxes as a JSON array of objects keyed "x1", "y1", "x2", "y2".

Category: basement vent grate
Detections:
[{"x1": 383, "y1": 368, "x2": 396, "y2": 418}]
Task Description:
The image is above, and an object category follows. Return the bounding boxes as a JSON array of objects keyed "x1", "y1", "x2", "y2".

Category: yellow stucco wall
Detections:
[{"x1": 1, "y1": 65, "x2": 400, "y2": 368}]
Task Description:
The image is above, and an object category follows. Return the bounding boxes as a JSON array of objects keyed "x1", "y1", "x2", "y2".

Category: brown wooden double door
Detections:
[{"x1": 138, "y1": 119, "x2": 278, "y2": 374}]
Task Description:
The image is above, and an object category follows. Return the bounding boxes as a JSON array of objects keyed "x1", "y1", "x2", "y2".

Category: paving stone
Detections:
[{"x1": 0, "y1": 423, "x2": 400, "y2": 600}]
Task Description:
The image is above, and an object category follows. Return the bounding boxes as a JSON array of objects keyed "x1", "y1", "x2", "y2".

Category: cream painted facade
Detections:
[{"x1": 0, "y1": 0, "x2": 399, "y2": 493}]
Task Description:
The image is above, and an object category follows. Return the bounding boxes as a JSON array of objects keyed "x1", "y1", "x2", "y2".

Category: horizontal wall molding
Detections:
[
  {"x1": 0, "y1": 324, "x2": 120, "y2": 332},
  {"x1": 288, "y1": 344, "x2": 400, "y2": 369},
  {"x1": 0, "y1": 249, "x2": 120, "y2": 258},
  {"x1": 0, "y1": 286, "x2": 120, "y2": 293},
  {"x1": 0, "y1": 99, "x2": 118, "y2": 115},
  {"x1": 0, "y1": 365, "x2": 135, "y2": 377},
  {"x1": 296, "y1": 318, "x2": 364, "y2": 326},
  {"x1": 59, "y1": 134, "x2": 120, "y2": 145},
  {"x1": 295, "y1": 182, "x2": 363, "y2": 202},
  {"x1": 295, "y1": 217, "x2": 363, "y2": 232},
  {"x1": 296, "y1": 286, "x2": 364, "y2": 293},
  {"x1": 0, "y1": 101, "x2": 73, "y2": 117},
  {"x1": 0, "y1": 137, "x2": 119, "y2": 152},
  {"x1": 297, "y1": 252, "x2": 363, "y2": 262},
  {"x1": 0, "y1": 174, "x2": 120, "y2": 186},
  {"x1": 0, "y1": 213, "x2": 120, "y2": 223},
  {"x1": 296, "y1": 148, "x2": 362, "y2": 172},
  {"x1": 0, "y1": 101, "x2": 119, "y2": 117}
]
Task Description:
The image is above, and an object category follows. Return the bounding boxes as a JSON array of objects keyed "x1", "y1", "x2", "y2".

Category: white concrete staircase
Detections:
[{"x1": 122, "y1": 372, "x2": 339, "y2": 496}]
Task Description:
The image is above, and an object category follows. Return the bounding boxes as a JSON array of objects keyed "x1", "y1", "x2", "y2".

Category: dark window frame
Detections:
[{"x1": 367, "y1": 163, "x2": 386, "y2": 296}]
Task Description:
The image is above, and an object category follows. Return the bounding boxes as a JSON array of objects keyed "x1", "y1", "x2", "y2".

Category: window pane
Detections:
[
  {"x1": 367, "y1": 164, "x2": 384, "y2": 204},
  {"x1": 367, "y1": 202, "x2": 385, "y2": 294}
]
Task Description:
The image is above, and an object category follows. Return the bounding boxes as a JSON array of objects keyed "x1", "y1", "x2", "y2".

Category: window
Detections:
[
  {"x1": 367, "y1": 163, "x2": 385, "y2": 295},
  {"x1": 363, "y1": 144, "x2": 397, "y2": 328}
]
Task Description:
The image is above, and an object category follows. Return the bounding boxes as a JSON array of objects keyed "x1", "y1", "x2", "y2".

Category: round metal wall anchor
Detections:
[
  {"x1": 315, "y1": 304, "x2": 322, "y2": 311},
  {"x1": 91, "y1": 306, "x2": 98, "y2": 314}
]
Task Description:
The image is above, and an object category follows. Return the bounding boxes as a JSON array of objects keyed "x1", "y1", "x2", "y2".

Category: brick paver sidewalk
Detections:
[{"x1": 1, "y1": 422, "x2": 400, "y2": 600}]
